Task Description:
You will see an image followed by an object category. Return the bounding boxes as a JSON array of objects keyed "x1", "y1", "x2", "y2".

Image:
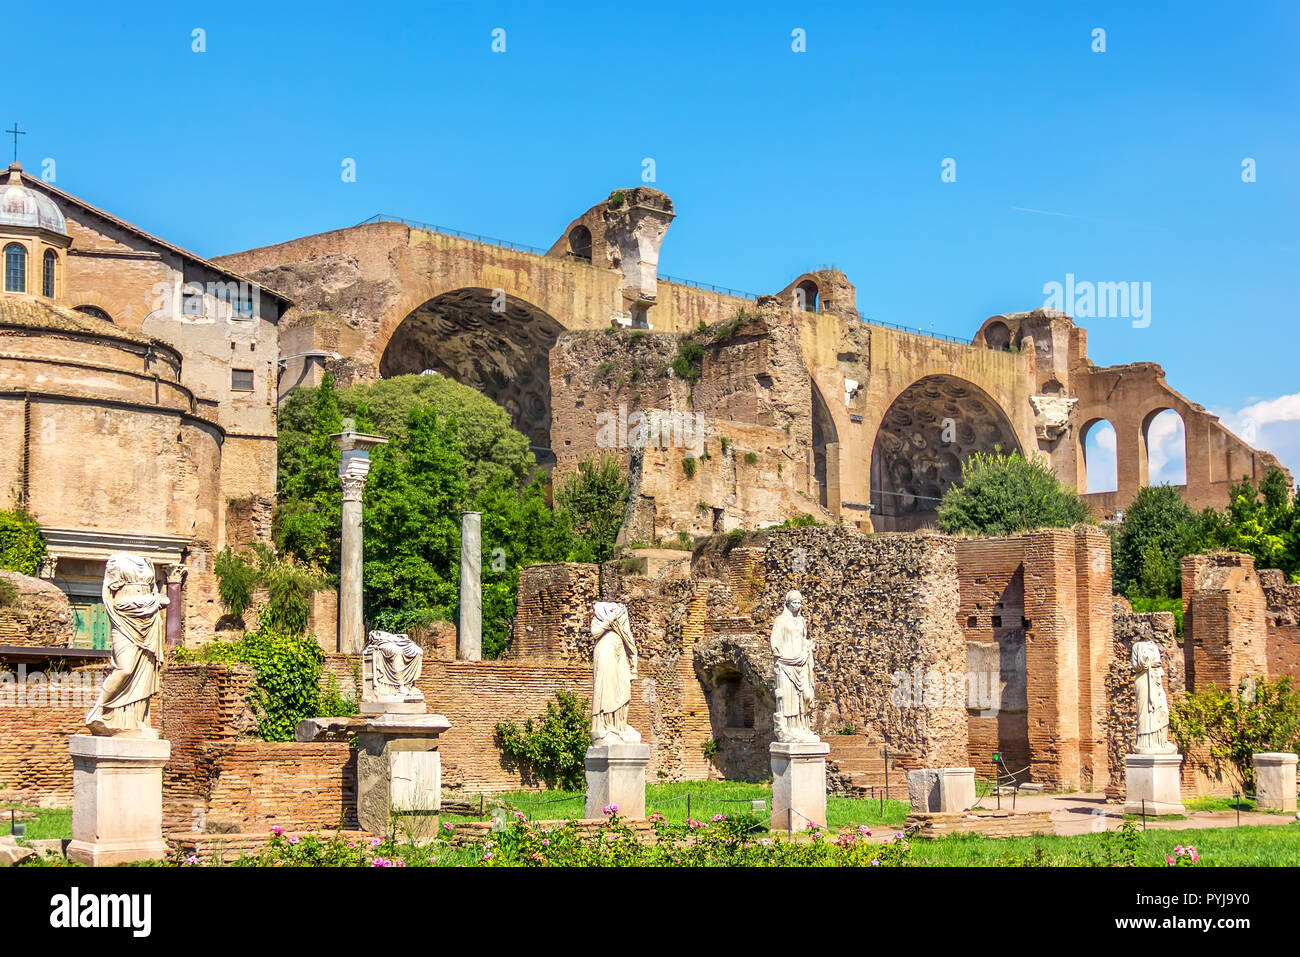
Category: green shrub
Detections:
[
  {"x1": 1170, "y1": 676, "x2": 1300, "y2": 792},
  {"x1": 0, "y1": 509, "x2": 45, "y2": 577},
  {"x1": 671, "y1": 342, "x2": 704, "y2": 382},
  {"x1": 937, "y1": 451, "x2": 1091, "y2": 536},
  {"x1": 1127, "y1": 596, "x2": 1184, "y2": 636},
  {"x1": 493, "y1": 691, "x2": 592, "y2": 790},
  {"x1": 177, "y1": 624, "x2": 326, "y2": 741},
  {"x1": 682, "y1": 457, "x2": 698, "y2": 479}
]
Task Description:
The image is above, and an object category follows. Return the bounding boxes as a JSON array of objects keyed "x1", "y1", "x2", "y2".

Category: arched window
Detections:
[
  {"x1": 4, "y1": 243, "x2": 26, "y2": 292},
  {"x1": 795, "y1": 279, "x2": 819, "y2": 312},
  {"x1": 1081, "y1": 419, "x2": 1118, "y2": 493},
  {"x1": 74, "y1": 304, "x2": 114, "y2": 323},
  {"x1": 1141, "y1": 408, "x2": 1187, "y2": 487},
  {"x1": 42, "y1": 250, "x2": 56, "y2": 298}
]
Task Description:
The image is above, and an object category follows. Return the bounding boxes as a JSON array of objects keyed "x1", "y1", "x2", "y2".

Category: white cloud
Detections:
[
  {"x1": 1146, "y1": 410, "x2": 1186, "y2": 486},
  {"x1": 1213, "y1": 391, "x2": 1300, "y2": 483}
]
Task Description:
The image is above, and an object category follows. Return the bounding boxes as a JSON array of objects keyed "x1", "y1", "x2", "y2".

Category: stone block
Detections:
[
  {"x1": 1252, "y1": 752, "x2": 1297, "y2": 812},
  {"x1": 1124, "y1": 752, "x2": 1185, "y2": 816},
  {"x1": 585, "y1": 744, "x2": 650, "y2": 819},
  {"x1": 67, "y1": 734, "x2": 171, "y2": 866},
  {"x1": 0, "y1": 835, "x2": 35, "y2": 866},
  {"x1": 907, "y1": 769, "x2": 939, "y2": 812},
  {"x1": 353, "y1": 714, "x2": 450, "y2": 839},
  {"x1": 771, "y1": 740, "x2": 830, "y2": 832},
  {"x1": 909, "y1": 767, "x2": 976, "y2": 812}
]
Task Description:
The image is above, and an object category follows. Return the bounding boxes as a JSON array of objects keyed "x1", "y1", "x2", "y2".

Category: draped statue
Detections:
[
  {"x1": 771, "y1": 590, "x2": 818, "y2": 744},
  {"x1": 363, "y1": 629, "x2": 425, "y2": 701},
  {"x1": 85, "y1": 553, "x2": 168, "y2": 738},
  {"x1": 1132, "y1": 639, "x2": 1177, "y2": 755},
  {"x1": 590, "y1": 602, "x2": 641, "y2": 745}
]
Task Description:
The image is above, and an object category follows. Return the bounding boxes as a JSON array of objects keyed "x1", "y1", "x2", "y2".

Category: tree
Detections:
[
  {"x1": 1211, "y1": 468, "x2": 1299, "y2": 580},
  {"x1": 555, "y1": 455, "x2": 630, "y2": 563},
  {"x1": 0, "y1": 508, "x2": 46, "y2": 577},
  {"x1": 1170, "y1": 676, "x2": 1300, "y2": 792},
  {"x1": 1114, "y1": 485, "x2": 1204, "y2": 598},
  {"x1": 937, "y1": 451, "x2": 1091, "y2": 537}
]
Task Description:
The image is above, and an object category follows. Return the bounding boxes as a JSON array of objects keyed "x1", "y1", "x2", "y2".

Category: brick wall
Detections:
[
  {"x1": 0, "y1": 665, "x2": 101, "y2": 804},
  {"x1": 0, "y1": 571, "x2": 73, "y2": 647},
  {"x1": 1261, "y1": 568, "x2": 1300, "y2": 681},
  {"x1": 1182, "y1": 553, "x2": 1268, "y2": 691}
]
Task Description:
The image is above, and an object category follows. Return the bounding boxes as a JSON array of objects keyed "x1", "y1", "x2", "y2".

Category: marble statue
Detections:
[
  {"x1": 590, "y1": 602, "x2": 641, "y2": 745},
  {"x1": 363, "y1": 629, "x2": 425, "y2": 701},
  {"x1": 771, "y1": 590, "x2": 818, "y2": 743},
  {"x1": 85, "y1": 553, "x2": 168, "y2": 738},
  {"x1": 1132, "y1": 638, "x2": 1177, "y2": 754}
]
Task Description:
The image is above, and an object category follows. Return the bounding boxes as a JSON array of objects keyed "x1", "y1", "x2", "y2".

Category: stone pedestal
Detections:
[
  {"x1": 585, "y1": 744, "x2": 650, "y2": 819},
  {"x1": 1124, "y1": 753, "x2": 1186, "y2": 816},
  {"x1": 67, "y1": 735, "x2": 171, "y2": 866},
  {"x1": 354, "y1": 714, "x2": 450, "y2": 840},
  {"x1": 908, "y1": 767, "x2": 977, "y2": 813},
  {"x1": 770, "y1": 740, "x2": 830, "y2": 832},
  {"x1": 1253, "y1": 752, "x2": 1298, "y2": 812}
]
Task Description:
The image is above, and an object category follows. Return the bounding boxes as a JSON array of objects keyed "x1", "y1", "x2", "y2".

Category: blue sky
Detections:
[{"x1": 13, "y1": 0, "x2": 1299, "y2": 480}]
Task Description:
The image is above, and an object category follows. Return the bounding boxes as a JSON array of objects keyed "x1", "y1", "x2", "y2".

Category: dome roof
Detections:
[{"x1": 0, "y1": 164, "x2": 67, "y2": 235}]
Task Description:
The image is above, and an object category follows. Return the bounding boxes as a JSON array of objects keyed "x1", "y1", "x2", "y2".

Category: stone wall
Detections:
[
  {"x1": 0, "y1": 571, "x2": 72, "y2": 647},
  {"x1": 1182, "y1": 553, "x2": 1269, "y2": 691},
  {"x1": 1260, "y1": 568, "x2": 1300, "y2": 681},
  {"x1": 0, "y1": 665, "x2": 101, "y2": 804},
  {"x1": 955, "y1": 527, "x2": 1113, "y2": 791}
]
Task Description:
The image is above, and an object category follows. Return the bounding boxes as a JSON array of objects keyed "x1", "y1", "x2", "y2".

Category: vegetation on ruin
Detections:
[
  {"x1": 936, "y1": 451, "x2": 1091, "y2": 536},
  {"x1": 681, "y1": 455, "x2": 698, "y2": 478},
  {"x1": 172, "y1": 624, "x2": 352, "y2": 741},
  {"x1": 275, "y1": 374, "x2": 629, "y2": 657},
  {"x1": 0, "y1": 507, "x2": 46, "y2": 579},
  {"x1": 1111, "y1": 468, "x2": 1299, "y2": 600},
  {"x1": 214, "y1": 544, "x2": 321, "y2": 635},
  {"x1": 1169, "y1": 675, "x2": 1300, "y2": 792},
  {"x1": 492, "y1": 690, "x2": 591, "y2": 790}
]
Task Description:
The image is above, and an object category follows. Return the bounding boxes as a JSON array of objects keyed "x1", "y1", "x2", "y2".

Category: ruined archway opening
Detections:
[
  {"x1": 983, "y1": 320, "x2": 1012, "y2": 351},
  {"x1": 795, "y1": 279, "x2": 819, "y2": 313},
  {"x1": 1141, "y1": 408, "x2": 1187, "y2": 487},
  {"x1": 811, "y1": 383, "x2": 838, "y2": 509},
  {"x1": 869, "y1": 375, "x2": 1021, "y2": 532},
  {"x1": 379, "y1": 288, "x2": 564, "y2": 467},
  {"x1": 1081, "y1": 418, "x2": 1118, "y2": 494},
  {"x1": 567, "y1": 225, "x2": 592, "y2": 263}
]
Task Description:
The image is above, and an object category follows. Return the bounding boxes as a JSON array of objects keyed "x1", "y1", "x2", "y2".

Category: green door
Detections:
[{"x1": 71, "y1": 603, "x2": 110, "y2": 650}]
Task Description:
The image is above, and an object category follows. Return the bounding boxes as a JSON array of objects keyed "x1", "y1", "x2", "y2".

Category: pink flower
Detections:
[
  {"x1": 711, "y1": 813, "x2": 725, "y2": 823},
  {"x1": 348, "y1": 842, "x2": 356, "y2": 848},
  {"x1": 370, "y1": 837, "x2": 383, "y2": 847},
  {"x1": 858, "y1": 825, "x2": 872, "y2": 836},
  {"x1": 483, "y1": 851, "x2": 494, "y2": 860},
  {"x1": 686, "y1": 818, "x2": 702, "y2": 830},
  {"x1": 270, "y1": 826, "x2": 283, "y2": 837},
  {"x1": 1166, "y1": 856, "x2": 1176, "y2": 866},
  {"x1": 371, "y1": 857, "x2": 392, "y2": 867},
  {"x1": 288, "y1": 836, "x2": 300, "y2": 845},
  {"x1": 395, "y1": 859, "x2": 406, "y2": 867},
  {"x1": 541, "y1": 839, "x2": 550, "y2": 847},
  {"x1": 870, "y1": 858, "x2": 881, "y2": 866},
  {"x1": 1174, "y1": 844, "x2": 1185, "y2": 855},
  {"x1": 184, "y1": 854, "x2": 198, "y2": 865},
  {"x1": 1189, "y1": 847, "x2": 1199, "y2": 863}
]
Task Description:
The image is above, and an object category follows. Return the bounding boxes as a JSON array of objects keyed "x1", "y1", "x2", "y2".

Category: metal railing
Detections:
[{"x1": 357, "y1": 213, "x2": 975, "y2": 345}]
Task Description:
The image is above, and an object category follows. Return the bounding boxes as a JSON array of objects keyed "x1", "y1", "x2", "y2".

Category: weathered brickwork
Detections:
[
  {"x1": 0, "y1": 666, "x2": 101, "y2": 804},
  {"x1": 1182, "y1": 553, "x2": 1268, "y2": 692},
  {"x1": 1260, "y1": 568, "x2": 1300, "y2": 681},
  {"x1": 0, "y1": 571, "x2": 72, "y2": 646},
  {"x1": 955, "y1": 527, "x2": 1112, "y2": 791}
]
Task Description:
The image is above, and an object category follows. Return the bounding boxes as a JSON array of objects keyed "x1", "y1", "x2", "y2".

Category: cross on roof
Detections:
[{"x1": 5, "y1": 122, "x2": 24, "y2": 164}]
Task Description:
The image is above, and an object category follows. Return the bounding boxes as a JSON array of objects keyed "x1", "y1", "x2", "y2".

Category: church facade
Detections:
[{"x1": 0, "y1": 162, "x2": 289, "y2": 644}]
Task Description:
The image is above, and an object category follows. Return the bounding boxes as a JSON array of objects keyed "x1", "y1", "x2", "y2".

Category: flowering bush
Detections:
[{"x1": 1166, "y1": 844, "x2": 1200, "y2": 867}]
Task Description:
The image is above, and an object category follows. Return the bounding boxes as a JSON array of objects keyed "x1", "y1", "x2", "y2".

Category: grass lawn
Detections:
[
  {"x1": 1, "y1": 806, "x2": 71, "y2": 841},
  {"x1": 454, "y1": 780, "x2": 911, "y2": 829},
  {"x1": 907, "y1": 822, "x2": 1300, "y2": 866}
]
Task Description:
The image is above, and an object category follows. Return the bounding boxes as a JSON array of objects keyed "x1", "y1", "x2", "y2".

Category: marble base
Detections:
[
  {"x1": 771, "y1": 740, "x2": 830, "y2": 832},
  {"x1": 1124, "y1": 752, "x2": 1186, "y2": 816},
  {"x1": 908, "y1": 767, "x2": 978, "y2": 813},
  {"x1": 353, "y1": 714, "x2": 451, "y2": 840},
  {"x1": 67, "y1": 734, "x2": 171, "y2": 866},
  {"x1": 585, "y1": 744, "x2": 650, "y2": 819},
  {"x1": 1253, "y1": 752, "x2": 1298, "y2": 812},
  {"x1": 360, "y1": 697, "x2": 426, "y2": 715}
]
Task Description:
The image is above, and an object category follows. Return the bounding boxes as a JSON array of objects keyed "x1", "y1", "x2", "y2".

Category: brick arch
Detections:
[
  {"x1": 868, "y1": 373, "x2": 1024, "y2": 531},
  {"x1": 378, "y1": 286, "x2": 567, "y2": 465},
  {"x1": 1140, "y1": 406, "x2": 1188, "y2": 488}
]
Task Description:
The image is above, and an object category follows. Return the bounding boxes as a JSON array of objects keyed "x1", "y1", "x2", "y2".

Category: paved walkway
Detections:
[{"x1": 967, "y1": 791, "x2": 1299, "y2": 837}]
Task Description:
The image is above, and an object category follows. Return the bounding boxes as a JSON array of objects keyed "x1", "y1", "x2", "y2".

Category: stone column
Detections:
[
  {"x1": 164, "y1": 563, "x2": 187, "y2": 647},
  {"x1": 331, "y1": 424, "x2": 388, "y2": 655},
  {"x1": 458, "y1": 511, "x2": 482, "y2": 661}
]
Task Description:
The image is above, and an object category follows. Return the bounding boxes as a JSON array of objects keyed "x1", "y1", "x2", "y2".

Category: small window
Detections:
[
  {"x1": 4, "y1": 243, "x2": 26, "y2": 292},
  {"x1": 74, "y1": 305, "x2": 114, "y2": 323},
  {"x1": 231, "y1": 369, "x2": 255, "y2": 391},
  {"x1": 42, "y1": 250, "x2": 56, "y2": 297}
]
